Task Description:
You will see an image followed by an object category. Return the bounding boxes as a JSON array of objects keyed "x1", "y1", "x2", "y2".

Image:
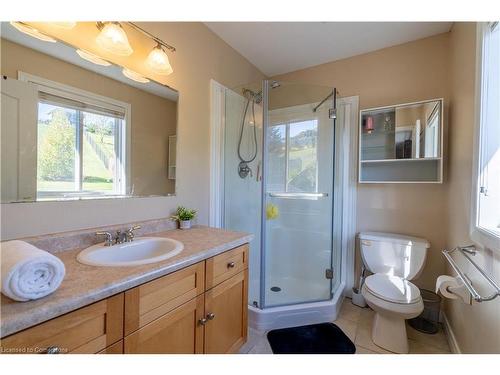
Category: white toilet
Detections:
[{"x1": 359, "y1": 232, "x2": 430, "y2": 354}]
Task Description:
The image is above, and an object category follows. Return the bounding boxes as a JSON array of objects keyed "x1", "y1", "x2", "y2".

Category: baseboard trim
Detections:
[{"x1": 442, "y1": 312, "x2": 462, "y2": 354}]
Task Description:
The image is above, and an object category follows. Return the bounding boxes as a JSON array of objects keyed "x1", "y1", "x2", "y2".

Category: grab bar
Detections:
[
  {"x1": 268, "y1": 192, "x2": 328, "y2": 199},
  {"x1": 442, "y1": 246, "x2": 500, "y2": 302}
]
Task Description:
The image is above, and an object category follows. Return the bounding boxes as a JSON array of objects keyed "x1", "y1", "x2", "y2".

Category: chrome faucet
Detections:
[
  {"x1": 96, "y1": 225, "x2": 141, "y2": 246},
  {"x1": 114, "y1": 230, "x2": 128, "y2": 244}
]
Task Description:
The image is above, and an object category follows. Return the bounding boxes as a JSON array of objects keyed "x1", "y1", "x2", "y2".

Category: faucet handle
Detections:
[
  {"x1": 125, "y1": 225, "x2": 141, "y2": 242},
  {"x1": 96, "y1": 231, "x2": 113, "y2": 246}
]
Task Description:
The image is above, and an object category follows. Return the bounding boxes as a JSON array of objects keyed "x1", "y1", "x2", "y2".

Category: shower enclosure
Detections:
[{"x1": 216, "y1": 79, "x2": 351, "y2": 330}]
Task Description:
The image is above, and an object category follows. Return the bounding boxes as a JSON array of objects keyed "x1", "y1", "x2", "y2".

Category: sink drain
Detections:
[{"x1": 270, "y1": 286, "x2": 281, "y2": 292}]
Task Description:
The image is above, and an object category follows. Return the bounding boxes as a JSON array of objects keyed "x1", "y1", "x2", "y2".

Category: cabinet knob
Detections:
[
  {"x1": 206, "y1": 312, "x2": 216, "y2": 320},
  {"x1": 44, "y1": 346, "x2": 61, "y2": 354},
  {"x1": 227, "y1": 261, "x2": 236, "y2": 268},
  {"x1": 198, "y1": 318, "x2": 207, "y2": 326}
]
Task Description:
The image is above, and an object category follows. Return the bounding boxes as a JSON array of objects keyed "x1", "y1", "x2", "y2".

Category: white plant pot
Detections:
[{"x1": 179, "y1": 220, "x2": 192, "y2": 230}]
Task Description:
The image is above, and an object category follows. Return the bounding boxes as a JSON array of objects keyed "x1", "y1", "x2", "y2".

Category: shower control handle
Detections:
[
  {"x1": 206, "y1": 312, "x2": 215, "y2": 320},
  {"x1": 227, "y1": 261, "x2": 235, "y2": 268}
]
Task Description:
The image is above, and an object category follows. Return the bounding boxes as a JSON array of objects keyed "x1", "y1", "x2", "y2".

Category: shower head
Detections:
[
  {"x1": 242, "y1": 88, "x2": 263, "y2": 104},
  {"x1": 270, "y1": 80, "x2": 281, "y2": 89}
]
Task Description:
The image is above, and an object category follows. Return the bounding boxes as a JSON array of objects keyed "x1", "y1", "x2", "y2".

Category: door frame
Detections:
[{"x1": 209, "y1": 79, "x2": 359, "y2": 303}]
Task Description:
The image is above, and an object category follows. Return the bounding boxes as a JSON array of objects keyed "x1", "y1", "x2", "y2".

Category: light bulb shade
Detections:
[
  {"x1": 48, "y1": 22, "x2": 76, "y2": 29},
  {"x1": 365, "y1": 116, "x2": 374, "y2": 132},
  {"x1": 10, "y1": 22, "x2": 56, "y2": 43},
  {"x1": 122, "y1": 68, "x2": 149, "y2": 83},
  {"x1": 96, "y1": 22, "x2": 133, "y2": 56},
  {"x1": 146, "y1": 45, "x2": 173, "y2": 75},
  {"x1": 76, "y1": 49, "x2": 111, "y2": 66}
]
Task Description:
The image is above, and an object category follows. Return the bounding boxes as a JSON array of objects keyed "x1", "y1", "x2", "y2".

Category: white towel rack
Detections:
[{"x1": 442, "y1": 246, "x2": 500, "y2": 302}]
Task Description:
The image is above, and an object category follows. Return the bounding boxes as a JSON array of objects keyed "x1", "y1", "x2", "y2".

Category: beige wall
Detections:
[
  {"x1": 1, "y1": 39, "x2": 177, "y2": 196},
  {"x1": 445, "y1": 22, "x2": 500, "y2": 354},
  {"x1": 0, "y1": 22, "x2": 265, "y2": 240},
  {"x1": 273, "y1": 33, "x2": 451, "y2": 291}
]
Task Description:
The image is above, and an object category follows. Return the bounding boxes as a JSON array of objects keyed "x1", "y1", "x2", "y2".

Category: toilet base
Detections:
[{"x1": 372, "y1": 312, "x2": 409, "y2": 354}]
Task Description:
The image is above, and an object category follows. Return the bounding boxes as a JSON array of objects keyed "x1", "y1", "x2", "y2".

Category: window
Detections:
[
  {"x1": 267, "y1": 119, "x2": 318, "y2": 193},
  {"x1": 425, "y1": 106, "x2": 439, "y2": 158},
  {"x1": 472, "y1": 22, "x2": 500, "y2": 250},
  {"x1": 20, "y1": 73, "x2": 130, "y2": 199}
]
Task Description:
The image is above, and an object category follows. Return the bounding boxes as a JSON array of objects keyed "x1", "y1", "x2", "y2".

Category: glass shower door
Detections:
[{"x1": 262, "y1": 80, "x2": 337, "y2": 307}]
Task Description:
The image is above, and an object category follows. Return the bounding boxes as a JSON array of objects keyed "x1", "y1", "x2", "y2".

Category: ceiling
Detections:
[{"x1": 205, "y1": 22, "x2": 453, "y2": 76}]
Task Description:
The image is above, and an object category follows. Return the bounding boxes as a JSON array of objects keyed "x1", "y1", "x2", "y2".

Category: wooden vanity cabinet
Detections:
[
  {"x1": 0, "y1": 244, "x2": 249, "y2": 355},
  {"x1": 124, "y1": 244, "x2": 249, "y2": 354}
]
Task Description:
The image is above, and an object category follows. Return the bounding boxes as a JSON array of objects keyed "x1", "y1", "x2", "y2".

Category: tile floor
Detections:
[{"x1": 240, "y1": 298, "x2": 452, "y2": 354}]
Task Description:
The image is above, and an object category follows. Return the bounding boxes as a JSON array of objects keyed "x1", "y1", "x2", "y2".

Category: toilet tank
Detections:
[{"x1": 359, "y1": 232, "x2": 430, "y2": 280}]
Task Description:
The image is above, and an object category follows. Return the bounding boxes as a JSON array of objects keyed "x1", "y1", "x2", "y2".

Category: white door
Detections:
[{"x1": 1, "y1": 76, "x2": 38, "y2": 202}]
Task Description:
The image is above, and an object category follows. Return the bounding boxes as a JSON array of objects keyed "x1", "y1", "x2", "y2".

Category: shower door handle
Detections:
[{"x1": 268, "y1": 192, "x2": 328, "y2": 199}]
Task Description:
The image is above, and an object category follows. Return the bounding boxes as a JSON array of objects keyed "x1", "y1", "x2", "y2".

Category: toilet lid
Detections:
[{"x1": 365, "y1": 274, "x2": 421, "y2": 304}]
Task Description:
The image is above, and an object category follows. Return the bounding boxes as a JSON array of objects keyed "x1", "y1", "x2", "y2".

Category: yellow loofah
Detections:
[{"x1": 266, "y1": 203, "x2": 279, "y2": 220}]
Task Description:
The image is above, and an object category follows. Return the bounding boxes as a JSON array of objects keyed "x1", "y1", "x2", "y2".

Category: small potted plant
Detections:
[{"x1": 171, "y1": 206, "x2": 197, "y2": 230}]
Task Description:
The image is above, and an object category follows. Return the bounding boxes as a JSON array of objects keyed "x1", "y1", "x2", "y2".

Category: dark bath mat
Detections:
[{"x1": 267, "y1": 323, "x2": 356, "y2": 354}]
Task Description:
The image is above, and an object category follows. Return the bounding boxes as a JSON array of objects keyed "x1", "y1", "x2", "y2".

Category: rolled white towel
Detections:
[{"x1": 0, "y1": 240, "x2": 65, "y2": 302}]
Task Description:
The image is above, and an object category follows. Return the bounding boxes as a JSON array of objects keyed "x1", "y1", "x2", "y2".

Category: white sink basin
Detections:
[{"x1": 77, "y1": 237, "x2": 184, "y2": 267}]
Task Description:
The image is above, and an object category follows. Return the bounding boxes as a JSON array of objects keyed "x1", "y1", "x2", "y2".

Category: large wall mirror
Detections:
[{"x1": 1, "y1": 22, "x2": 178, "y2": 203}]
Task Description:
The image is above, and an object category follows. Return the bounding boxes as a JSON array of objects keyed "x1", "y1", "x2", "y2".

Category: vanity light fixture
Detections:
[
  {"x1": 127, "y1": 22, "x2": 176, "y2": 75},
  {"x1": 76, "y1": 49, "x2": 111, "y2": 66},
  {"x1": 96, "y1": 22, "x2": 133, "y2": 56},
  {"x1": 146, "y1": 43, "x2": 173, "y2": 75},
  {"x1": 122, "y1": 67, "x2": 150, "y2": 83},
  {"x1": 10, "y1": 22, "x2": 57, "y2": 43},
  {"x1": 47, "y1": 22, "x2": 76, "y2": 29}
]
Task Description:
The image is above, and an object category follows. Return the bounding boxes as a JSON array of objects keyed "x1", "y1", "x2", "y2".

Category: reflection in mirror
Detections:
[
  {"x1": 360, "y1": 100, "x2": 441, "y2": 161},
  {"x1": 359, "y1": 99, "x2": 443, "y2": 183},
  {"x1": 1, "y1": 22, "x2": 178, "y2": 203}
]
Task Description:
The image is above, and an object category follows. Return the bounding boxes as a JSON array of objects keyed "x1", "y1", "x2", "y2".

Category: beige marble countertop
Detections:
[{"x1": 0, "y1": 226, "x2": 252, "y2": 338}]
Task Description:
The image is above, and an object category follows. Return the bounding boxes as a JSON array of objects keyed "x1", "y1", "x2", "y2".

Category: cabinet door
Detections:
[
  {"x1": 204, "y1": 270, "x2": 248, "y2": 354},
  {"x1": 0, "y1": 293, "x2": 123, "y2": 354},
  {"x1": 124, "y1": 295, "x2": 204, "y2": 354},
  {"x1": 98, "y1": 340, "x2": 123, "y2": 354}
]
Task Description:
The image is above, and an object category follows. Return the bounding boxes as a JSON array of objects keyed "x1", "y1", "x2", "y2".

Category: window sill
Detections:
[
  {"x1": 471, "y1": 226, "x2": 500, "y2": 252},
  {"x1": 37, "y1": 193, "x2": 130, "y2": 201}
]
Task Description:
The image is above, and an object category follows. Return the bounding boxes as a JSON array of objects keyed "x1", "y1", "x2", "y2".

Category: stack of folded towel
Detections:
[{"x1": 0, "y1": 240, "x2": 66, "y2": 301}]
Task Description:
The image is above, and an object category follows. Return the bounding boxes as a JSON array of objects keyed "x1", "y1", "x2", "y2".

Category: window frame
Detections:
[
  {"x1": 269, "y1": 119, "x2": 319, "y2": 193},
  {"x1": 470, "y1": 22, "x2": 500, "y2": 251},
  {"x1": 425, "y1": 105, "x2": 439, "y2": 158},
  {"x1": 19, "y1": 72, "x2": 131, "y2": 200}
]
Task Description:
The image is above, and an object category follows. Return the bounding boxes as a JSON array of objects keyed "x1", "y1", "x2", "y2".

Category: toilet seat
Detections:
[{"x1": 364, "y1": 274, "x2": 421, "y2": 304}]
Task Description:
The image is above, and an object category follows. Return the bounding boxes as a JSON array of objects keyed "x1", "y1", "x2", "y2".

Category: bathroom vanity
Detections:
[{"x1": 0, "y1": 226, "x2": 251, "y2": 354}]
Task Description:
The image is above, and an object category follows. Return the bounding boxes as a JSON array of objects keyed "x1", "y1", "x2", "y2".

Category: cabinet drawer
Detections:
[
  {"x1": 206, "y1": 245, "x2": 248, "y2": 289},
  {"x1": 124, "y1": 295, "x2": 205, "y2": 354},
  {"x1": 0, "y1": 293, "x2": 123, "y2": 354},
  {"x1": 124, "y1": 262, "x2": 205, "y2": 335}
]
